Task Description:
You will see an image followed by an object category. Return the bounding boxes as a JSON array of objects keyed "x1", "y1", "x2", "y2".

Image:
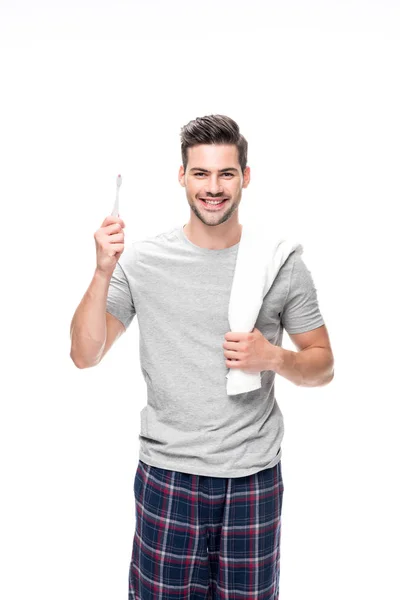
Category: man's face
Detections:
[{"x1": 178, "y1": 144, "x2": 250, "y2": 227}]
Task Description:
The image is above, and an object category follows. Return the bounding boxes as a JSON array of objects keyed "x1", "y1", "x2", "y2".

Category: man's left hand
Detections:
[{"x1": 223, "y1": 327, "x2": 280, "y2": 373}]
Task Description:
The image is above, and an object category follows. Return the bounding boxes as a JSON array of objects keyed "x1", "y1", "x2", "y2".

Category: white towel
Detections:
[{"x1": 226, "y1": 223, "x2": 303, "y2": 395}]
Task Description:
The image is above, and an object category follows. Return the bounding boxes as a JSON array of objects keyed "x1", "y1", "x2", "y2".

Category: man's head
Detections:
[{"x1": 178, "y1": 114, "x2": 250, "y2": 228}]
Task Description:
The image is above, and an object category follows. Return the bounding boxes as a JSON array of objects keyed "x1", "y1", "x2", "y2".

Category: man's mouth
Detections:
[{"x1": 199, "y1": 198, "x2": 228, "y2": 209}]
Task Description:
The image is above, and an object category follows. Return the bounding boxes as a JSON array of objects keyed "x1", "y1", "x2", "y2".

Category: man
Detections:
[{"x1": 70, "y1": 114, "x2": 334, "y2": 599}]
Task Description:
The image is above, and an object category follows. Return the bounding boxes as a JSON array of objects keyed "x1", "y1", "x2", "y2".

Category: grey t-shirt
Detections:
[{"x1": 106, "y1": 224, "x2": 325, "y2": 478}]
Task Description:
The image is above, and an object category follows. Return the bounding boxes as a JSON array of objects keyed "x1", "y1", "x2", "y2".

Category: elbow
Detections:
[{"x1": 70, "y1": 353, "x2": 98, "y2": 369}]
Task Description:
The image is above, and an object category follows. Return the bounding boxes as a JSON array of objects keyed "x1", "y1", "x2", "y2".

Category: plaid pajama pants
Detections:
[{"x1": 129, "y1": 457, "x2": 284, "y2": 599}]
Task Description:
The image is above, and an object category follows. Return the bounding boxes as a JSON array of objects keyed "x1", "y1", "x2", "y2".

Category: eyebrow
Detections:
[{"x1": 189, "y1": 167, "x2": 239, "y2": 173}]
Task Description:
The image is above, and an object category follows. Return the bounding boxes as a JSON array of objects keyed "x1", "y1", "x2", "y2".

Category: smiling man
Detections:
[{"x1": 70, "y1": 114, "x2": 334, "y2": 599}]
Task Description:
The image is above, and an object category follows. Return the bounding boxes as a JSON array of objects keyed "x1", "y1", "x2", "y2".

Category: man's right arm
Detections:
[{"x1": 69, "y1": 269, "x2": 125, "y2": 369}]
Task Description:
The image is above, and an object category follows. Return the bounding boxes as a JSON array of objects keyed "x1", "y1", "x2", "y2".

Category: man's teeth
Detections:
[{"x1": 204, "y1": 199, "x2": 225, "y2": 204}]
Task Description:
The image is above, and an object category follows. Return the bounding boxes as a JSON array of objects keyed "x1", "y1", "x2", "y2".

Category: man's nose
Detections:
[{"x1": 205, "y1": 175, "x2": 223, "y2": 195}]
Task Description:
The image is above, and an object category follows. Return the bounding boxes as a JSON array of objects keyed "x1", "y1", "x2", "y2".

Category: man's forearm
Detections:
[
  {"x1": 272, "y1": 346, "x2": 334, "y2": 387},
  {"x1": 70, "y1": 269, "x2": 111, "y2": 368}
]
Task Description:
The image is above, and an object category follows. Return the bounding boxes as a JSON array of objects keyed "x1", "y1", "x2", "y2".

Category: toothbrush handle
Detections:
[{"x1": 111, "y1": 188, "x2": 120, "y2": 217}]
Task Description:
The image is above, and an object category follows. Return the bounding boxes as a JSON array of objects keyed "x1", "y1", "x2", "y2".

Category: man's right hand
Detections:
[{"x1": 94, "y1": 215, "x2": 126, "y2": 277}]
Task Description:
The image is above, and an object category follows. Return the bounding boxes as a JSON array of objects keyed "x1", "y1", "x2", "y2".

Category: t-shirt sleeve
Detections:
[
  {"x1": 106, "y1": 260, "x2": 136, "y2": 330},
  {"x1": 280, "y1": 249, "x2": 325, "y2": 334}
]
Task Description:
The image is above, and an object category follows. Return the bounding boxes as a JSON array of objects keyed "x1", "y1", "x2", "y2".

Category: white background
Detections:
[{"x1": 1, "y1": 1, "x2": 399, "y2": 598}]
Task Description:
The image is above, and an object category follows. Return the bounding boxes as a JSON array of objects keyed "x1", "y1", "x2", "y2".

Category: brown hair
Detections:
[{"x1": 180, "y1": 114, "x2": 248, "y2": 176}]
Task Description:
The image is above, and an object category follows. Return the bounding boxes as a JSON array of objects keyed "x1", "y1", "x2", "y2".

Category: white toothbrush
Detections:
[{"x1": 111, "y1": 174, "x2": 122, "y2": 216}]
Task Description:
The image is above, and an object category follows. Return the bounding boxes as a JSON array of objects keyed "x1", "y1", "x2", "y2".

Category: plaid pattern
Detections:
[{"x1": 129, "y1": 458, "x2": 284, "y2": 599}]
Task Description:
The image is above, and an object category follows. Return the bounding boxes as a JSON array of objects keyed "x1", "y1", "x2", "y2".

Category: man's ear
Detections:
[
  {"x1": 243, "y1": 165, "x2": 251, "y2": 188},
  {"x1": 178, "y1": 166, "x2": 185, "y2": 187}
]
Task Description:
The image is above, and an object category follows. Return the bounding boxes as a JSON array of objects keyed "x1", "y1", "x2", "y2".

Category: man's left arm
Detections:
[
  {"x1": 223, "y1": 325, "x2": 334, "y2": 388},
  {"x1": 223, "y1": 251, "x2": 334, "y2": 387}
]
